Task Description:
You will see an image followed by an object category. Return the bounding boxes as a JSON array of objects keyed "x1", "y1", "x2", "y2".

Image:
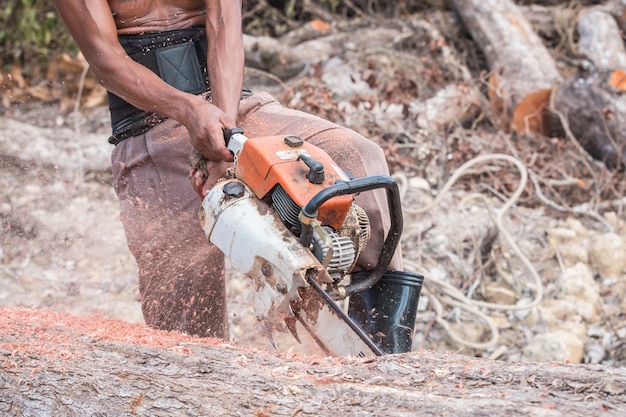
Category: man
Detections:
[{"x1": 55, "y1": 0, "x2": 421, "y2": 353}]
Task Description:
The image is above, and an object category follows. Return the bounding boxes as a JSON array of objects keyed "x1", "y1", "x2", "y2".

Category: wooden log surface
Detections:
[
  {"x1": 601, "y1": 0, "x2": 626, "y2": 35},
  {"x1": 449, "y1": 0, "x2": 561, "y2": 135},
  {"x1": 2, "y1": 306, "x2": 625, "y2": 416}
]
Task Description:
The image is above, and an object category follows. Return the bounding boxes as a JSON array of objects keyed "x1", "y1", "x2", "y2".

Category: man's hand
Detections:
[
  {"x1": 190, "y1": 158, "x2": 233, "y2": 198},
  {"x1": 185, "y1": 100, "x2": 236, "y2": 162}
]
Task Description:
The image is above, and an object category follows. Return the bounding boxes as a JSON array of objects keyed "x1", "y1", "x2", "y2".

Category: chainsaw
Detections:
[{"x1": 197, "y1": 128, "x2": 407, "y2": 357}]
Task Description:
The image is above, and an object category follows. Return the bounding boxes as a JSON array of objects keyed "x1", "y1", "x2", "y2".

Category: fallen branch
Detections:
[{"x1": 243, "y1": 24, "x2": 418, "y2": 80}]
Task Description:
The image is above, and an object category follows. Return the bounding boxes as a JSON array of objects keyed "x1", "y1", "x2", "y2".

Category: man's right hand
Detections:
[{"x1": 184, "y1": 100, "x2": 236, "y2": 162}]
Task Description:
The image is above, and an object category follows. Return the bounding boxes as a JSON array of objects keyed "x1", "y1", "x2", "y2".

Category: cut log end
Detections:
[
  {"x1": 488, "y1": 73, "x2": 554, "y2": 136},
  {"x1": 511, "y1": 88, "x2": 553, "y2": 136},
  {"x1": 609, "y1": 68, "x2": 626, "y2": 91}
]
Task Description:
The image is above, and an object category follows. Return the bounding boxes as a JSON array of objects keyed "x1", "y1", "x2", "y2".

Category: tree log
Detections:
[
  {"x1": 449, "y1": 0, "x2": 561, "y2": 135},
  {"x1": 2, "y1": 306, "x2": 626, "y2": 416},
  {"x1": 243, "y1": 25, "x2": 409, "y2": 80},
  {"x1": 600, "y1": 0, "x2": 626, "y2": 35},
  {"x1": 516, "y1": 0, "x2": 603, "y2": 5},
  {"x1": 577, "y1": 7, "x2": 626, "y2": 70}
]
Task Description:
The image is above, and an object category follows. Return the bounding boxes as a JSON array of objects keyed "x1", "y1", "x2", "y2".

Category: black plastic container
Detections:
[{"x1": 348, "y1": 270, "x2": 424, "y2": 354}]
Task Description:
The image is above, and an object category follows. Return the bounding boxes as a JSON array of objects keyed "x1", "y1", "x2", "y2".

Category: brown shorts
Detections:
[{"x1": 111, "y1": 92, "x2": 402, "y2": 338}]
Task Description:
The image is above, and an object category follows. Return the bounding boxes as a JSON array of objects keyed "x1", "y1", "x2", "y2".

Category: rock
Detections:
[
  {"x1": 563, "y1": 218, "x2": 591, "y2": 237},
  {"x1": 409, "y1": 84, "x2": 481, "y2": 131},
  {"x1": 589, "y1": 232, "x2": 626, "y2": 279},
  {"x1": 483, "y1": 282, "x2": 518, "y2": 305},
  {"x1": 603, "y1": 211, "x2": 625, "y2": 231},
  {"x1": 321, "y1": 57, "x2": 373, "y2": 99},
  {"x1": 522, "y1": 330, "x2": 584, "y2": 363},
  {"x1": 408, "y1": 176, "x2": 431, "y2": 191},
  {"x1": 545, "y1": 226, "x2": 589, "y2": 266},
  {"x1": 534, "y1": 299, "x2": 588, "y2": 341},
  {"x1": 558, "y1": 263, "x2": 600, "y2": 322}
]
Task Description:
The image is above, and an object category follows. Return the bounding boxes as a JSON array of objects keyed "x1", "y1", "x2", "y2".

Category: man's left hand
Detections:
[{"x1": 190, "y1": 158, "x2": 232, "y2": 198}]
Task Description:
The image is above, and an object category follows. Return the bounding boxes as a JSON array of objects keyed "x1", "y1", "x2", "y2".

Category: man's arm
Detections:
[
  {"x1": 205, "y1": 0, "x2": 245, "y2": 123},
  {"x1": 54, "y1": 0, "x2": 235, "y2": 161}
]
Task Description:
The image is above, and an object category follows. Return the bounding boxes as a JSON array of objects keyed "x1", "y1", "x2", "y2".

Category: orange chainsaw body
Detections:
[{"x1": 235, "y1": 135, "x2": 353, "y2": 230}]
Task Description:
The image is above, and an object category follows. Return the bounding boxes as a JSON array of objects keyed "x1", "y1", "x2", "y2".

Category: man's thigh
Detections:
[{"x1": 111, "y1": 120, "x2": 228, "y2": 338}]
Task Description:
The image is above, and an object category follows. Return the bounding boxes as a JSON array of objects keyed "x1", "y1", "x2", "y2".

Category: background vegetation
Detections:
[
  {"x1": 0, "y1": 0, "x2": 73, "y2": 67},
  {"x1": 0, "y1": 0, "x2": 444, "y2": 73}
]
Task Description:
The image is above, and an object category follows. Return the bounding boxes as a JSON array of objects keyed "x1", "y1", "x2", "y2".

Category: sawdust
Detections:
[{"x1": 0, "y1": 305, "x2": 224, "y2": 371}]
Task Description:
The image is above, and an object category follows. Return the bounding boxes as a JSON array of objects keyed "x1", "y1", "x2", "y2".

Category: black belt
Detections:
[
  {"x1": 108, "y1": 27, "x2": 210, "y2": 145},
  {"x1": 108, "y1": 90, "x2": 253, "y2": 146},
  {"x1": 108, "y1": 113, "x2": 167, "y2": 145}
]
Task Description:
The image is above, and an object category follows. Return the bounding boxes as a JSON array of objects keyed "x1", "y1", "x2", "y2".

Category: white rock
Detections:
[
  {"x1": 589, "y1": 232, "x2": 626, "y2": 279},
  {"x1": 546, "y1": 226, "x2": 589, "y2": 265},
  {"x1": 522, "y1": 330, "x2": 584, "y2": 363},
  {"x1": 558, "y1": 263, "x2": 600, "y2": 321},
  {"x1": 563, "y1": 217, "x2": 590, "y2": 237},
  {"x1": 546, "y1": 227, "x2": 577, "y2": 246},
  {"x1": 408, "y1": 176, "x2": 431, "y2": 191},
  {"x1": 381, "y1": 102, "x2": 405, "y2": 119},
  {"x1": 321, "y1": 57, "x2": 372, "y2": 99},
  {"x1": 409, "y1": 84, "x2": 480, "y2": 131},
  {"x1": 603, "y1": 211, "x2": 625, "y2": 231}
]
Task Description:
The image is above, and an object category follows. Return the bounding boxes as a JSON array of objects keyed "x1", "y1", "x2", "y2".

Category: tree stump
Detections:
[{"x1": 548, "y1": 6, "x2": 626, "y2": 169}]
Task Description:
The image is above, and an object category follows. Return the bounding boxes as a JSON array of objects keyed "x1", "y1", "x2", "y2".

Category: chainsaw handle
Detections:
[
  {"x1": 299, "y1": 175, "x2": 403, "y2": 298},
  {"x1": 223, "y1": 127, "x2": 245, "y2": 145}
]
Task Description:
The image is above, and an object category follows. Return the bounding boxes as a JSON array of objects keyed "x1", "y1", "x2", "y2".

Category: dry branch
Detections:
[{"x1": 2, "y1": 306, "x2": 626, "y2": 416}]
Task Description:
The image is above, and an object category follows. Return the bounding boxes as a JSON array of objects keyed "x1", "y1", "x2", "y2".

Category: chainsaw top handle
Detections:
[{"x1": 298, "y1": 175, "x2": 403, "y2": 299}]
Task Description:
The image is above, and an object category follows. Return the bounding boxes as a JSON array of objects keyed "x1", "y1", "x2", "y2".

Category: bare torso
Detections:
[{"x1": 108, "y1": 0, "x2": 206, "y2": 34}]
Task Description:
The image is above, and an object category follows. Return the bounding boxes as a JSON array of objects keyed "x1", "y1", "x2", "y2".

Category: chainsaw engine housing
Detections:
[{"x1": 232, "y1": 134, "x2": 371, "y2": 280}]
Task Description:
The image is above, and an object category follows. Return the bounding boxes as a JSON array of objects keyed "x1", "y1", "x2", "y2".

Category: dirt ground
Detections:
[{"x1": 2, "y1": 5, "x2": 626, "y2": 367}]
